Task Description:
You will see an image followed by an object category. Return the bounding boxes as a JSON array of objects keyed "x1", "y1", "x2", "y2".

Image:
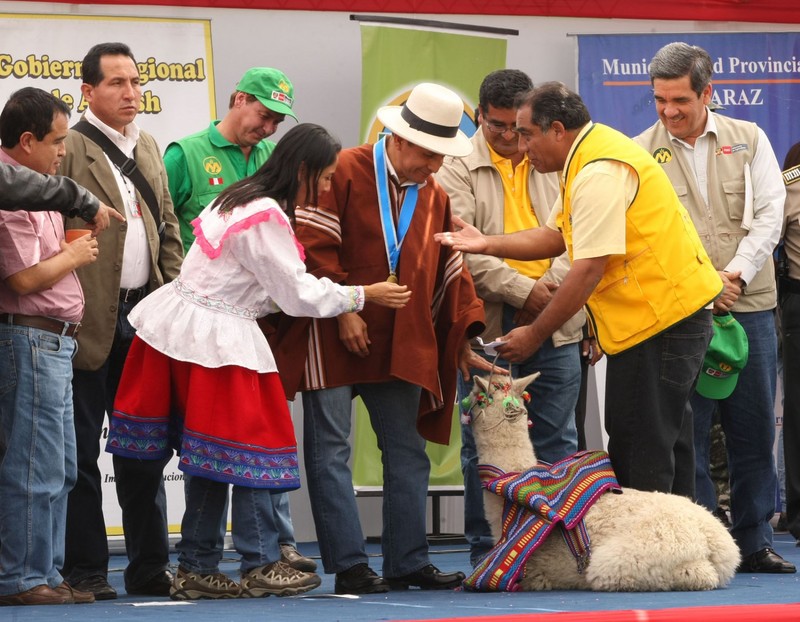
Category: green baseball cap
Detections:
[
  {"x1": 236, "y1": 67, "x2": 297, "y2": 120},
  {"x1": 696, "y1": 313, "x2": 749, "y2": 400}
]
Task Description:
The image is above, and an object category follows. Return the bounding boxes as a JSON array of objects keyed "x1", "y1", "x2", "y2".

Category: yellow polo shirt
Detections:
[{"x1": 490, "y1": 145, "x2": 550, "y2": 279}]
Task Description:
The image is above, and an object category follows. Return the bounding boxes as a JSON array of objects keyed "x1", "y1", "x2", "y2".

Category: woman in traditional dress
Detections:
[{"x1": 105, "y1": 124, "x2": 410, "y2": 600}]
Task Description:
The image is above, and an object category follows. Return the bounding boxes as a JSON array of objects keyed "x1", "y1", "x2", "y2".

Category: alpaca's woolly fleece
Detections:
[{"x1": 469, "y1": 373, "x2": 740, "y2": 592}]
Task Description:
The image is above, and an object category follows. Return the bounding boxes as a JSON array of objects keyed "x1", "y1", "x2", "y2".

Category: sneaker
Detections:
[
  {"x1": 170, "y1": 566, "x2": 241, "y2": 600},
  {"x1": 240, "y1": 560, "x2": 321, "y2": 597},
  {"x1": 280, "y1": 544, "x2": 318, "y2": 572}
]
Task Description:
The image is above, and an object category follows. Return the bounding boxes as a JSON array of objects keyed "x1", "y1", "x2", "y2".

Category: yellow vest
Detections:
[{"x1": 558, "y1": 124, "x2": 722, "y2": 354}]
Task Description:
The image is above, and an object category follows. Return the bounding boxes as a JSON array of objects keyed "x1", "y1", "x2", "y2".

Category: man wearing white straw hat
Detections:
[{"x1": 270, "y1": 82, "x2": 497, "y2": 594}]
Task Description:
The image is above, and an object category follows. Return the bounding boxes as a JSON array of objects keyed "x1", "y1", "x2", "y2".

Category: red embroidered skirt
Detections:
[{"x1": 106, "y1": 335, "x2": 299, "y2": 490}]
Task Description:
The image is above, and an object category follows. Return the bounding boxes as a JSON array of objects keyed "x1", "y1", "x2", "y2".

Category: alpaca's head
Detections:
[
  {"x1": 462, "y1": 371, "x2": 541, "y2": 472},
  {"x1": 461, "y1": 372, "x2": 539, "y2": 428}
]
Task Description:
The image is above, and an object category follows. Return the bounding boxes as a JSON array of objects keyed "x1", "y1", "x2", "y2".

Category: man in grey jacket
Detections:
[{"x1": 437, "y1": 70, "x2": 588, "y2": 567}]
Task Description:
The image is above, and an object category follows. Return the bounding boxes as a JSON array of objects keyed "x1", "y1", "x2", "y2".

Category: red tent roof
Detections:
[{"x1": 19, "y1": 0, "x2": 800, "y2": 25}]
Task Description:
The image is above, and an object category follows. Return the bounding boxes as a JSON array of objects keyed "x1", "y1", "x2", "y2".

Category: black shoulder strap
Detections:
[{"x1": 72, "y1": 119, "x2": 165, "y2": 240}]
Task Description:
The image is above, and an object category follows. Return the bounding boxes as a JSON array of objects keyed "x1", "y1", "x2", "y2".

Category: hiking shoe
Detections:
[
  {"x1": 280, "y1": 544, "x2": 318, "y2": 572},
  {"x1": 169, "y1": 566, "x2": 241, "y2": 600},
  {"x1": 240, "y1": 560, "x2": 321, "y2": 597}
]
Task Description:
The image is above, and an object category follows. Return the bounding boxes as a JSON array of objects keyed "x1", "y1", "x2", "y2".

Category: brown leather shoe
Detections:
[
  {"x1": 54, "y1": 582, "x2": 96, "y2": 604},
  {"x1": 0, "y1": 584, "x2": 68, "y2": 606}
]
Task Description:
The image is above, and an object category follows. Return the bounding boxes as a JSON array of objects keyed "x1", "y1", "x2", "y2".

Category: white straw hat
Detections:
[{"x1": 377, "y1": 83, "x2": 473, "y2": 157}]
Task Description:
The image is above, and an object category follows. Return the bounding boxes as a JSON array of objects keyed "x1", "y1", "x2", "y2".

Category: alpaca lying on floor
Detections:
[{"x1": 464, "y1": 372, "x2": 740, "y2": 592}]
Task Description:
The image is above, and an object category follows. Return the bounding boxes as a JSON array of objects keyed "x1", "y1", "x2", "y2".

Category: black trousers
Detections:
[
  {"x1": 782, "y1": 290, "x2": 800, "y2": 540},
  {"x1": 604, "y1": 310, "x2": 712, "y2": 497},
  {"x1": 62, "y1": 297, "x2": 171, "y2": 589}
]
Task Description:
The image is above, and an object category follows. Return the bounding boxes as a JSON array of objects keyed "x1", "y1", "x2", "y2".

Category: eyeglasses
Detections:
[{"x1": 483, "y1": 119, "x2": 517, "y2": 135}]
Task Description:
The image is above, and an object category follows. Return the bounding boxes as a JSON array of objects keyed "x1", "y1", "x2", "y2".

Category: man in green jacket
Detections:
[{"x1": 164, "y1": 67, "x2": 295, "y2": 252}]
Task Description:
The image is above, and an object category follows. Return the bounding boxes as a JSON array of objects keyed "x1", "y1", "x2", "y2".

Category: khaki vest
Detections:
[
  {"x1": 559, "y1": 124, "x2": 721, "y2": 355},
  {"x1": 636, "y1": 114, "x2": 775, "y2": 311},
  {"x1": 783, "y1": 163, "x2": 800, "y2": 280}
]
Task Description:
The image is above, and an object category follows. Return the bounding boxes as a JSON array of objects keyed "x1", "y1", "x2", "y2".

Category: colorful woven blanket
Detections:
[{"x1": 463, "y1": 450, "x2": 621, "y2": 592}]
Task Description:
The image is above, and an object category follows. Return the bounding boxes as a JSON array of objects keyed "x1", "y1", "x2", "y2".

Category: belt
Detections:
[
  {"x1": 0, "y1": 313, "x2": 80, "y2": 338},
  {"x1": 120, "y1": 286, "x2": 147, "y2": 303}
]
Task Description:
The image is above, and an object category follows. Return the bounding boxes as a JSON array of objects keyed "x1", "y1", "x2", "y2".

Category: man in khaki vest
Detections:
[
  {"x1": 779, "y1": 141, "x2": 800, "y2": 549},
  {"x1": 635, "y1": 41, "x2": 792, "y2": 574}
]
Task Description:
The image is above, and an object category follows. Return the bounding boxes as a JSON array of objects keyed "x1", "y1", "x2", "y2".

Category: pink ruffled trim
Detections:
[{"x1": 192, "y1": 207, "x2": 306, "y2": 261}]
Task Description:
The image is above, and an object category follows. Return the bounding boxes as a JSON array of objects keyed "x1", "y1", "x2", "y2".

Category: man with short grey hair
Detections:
[{"x1": 635, "y1": 41, "x2": 792, "y2": 574}]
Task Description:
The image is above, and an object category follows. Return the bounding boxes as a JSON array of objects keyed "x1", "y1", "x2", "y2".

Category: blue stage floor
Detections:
[{"x1": 4, "y1": 534, "x2": 800, "y2": 621}]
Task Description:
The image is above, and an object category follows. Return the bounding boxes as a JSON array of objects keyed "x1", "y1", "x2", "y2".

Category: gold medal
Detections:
[{"x1": 387, "y1": 273, "x2": 398, "y2": 284}]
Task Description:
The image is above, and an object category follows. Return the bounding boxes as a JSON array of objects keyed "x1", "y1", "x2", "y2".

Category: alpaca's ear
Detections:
[
  {"x1": 513, "y1": 372, "x2": 540, "y2": 395},
  {"x1": 473, "y1": 375, "x2": 490, "y2": 394}
]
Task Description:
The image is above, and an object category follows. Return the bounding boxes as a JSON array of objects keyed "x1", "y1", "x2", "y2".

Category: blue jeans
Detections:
[
  {"x1": 605, "y1": 309, "x2": 712, "y2": 497},
  {"x1": 302, "y1": 381, "x2": 430, "y2": 577},
  {"x1": 693, "y1": 309, "x2": 778, "y2": 556},
  {"x1": 0, "y1": 325, "x2": 77, "y2": 595},
  {"x1": 459, "y1": 314, "x2": 581, "y2": 565},
  {"x1": 201, "y1": 486, "x2": 295, "y2": 552},
  {"x1": 273, "y1": 493, "x2": 295, "y2": 545},
  {"x1": 178, "y1": 474, "x2": 281, "y2": 574}
]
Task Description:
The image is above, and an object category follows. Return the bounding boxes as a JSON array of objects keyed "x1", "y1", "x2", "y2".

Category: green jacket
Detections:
[{"x1": 164, "y1": 121, "x2": 276, "y2": 252}]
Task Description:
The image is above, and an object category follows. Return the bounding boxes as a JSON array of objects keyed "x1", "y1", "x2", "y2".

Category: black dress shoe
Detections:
[
  {"x1": 387, "y1": 564, "x2": 466, "y2": 590},
  {"x1": 738, "y1": 547, "x2": 797, "y2": 573},
  {"x1": 69, "y1": 575, "x2": 117, "y2": 600},
  {"x1": 126, "y1": 570, "x2": 174, "y2": 596},
  {"x1": 334, "y1": 563, "x2": 390, "y2": 595}
]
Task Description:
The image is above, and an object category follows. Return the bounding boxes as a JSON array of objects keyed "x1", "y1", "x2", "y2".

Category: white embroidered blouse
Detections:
[{"x1": 128, "y1": 197, "x2": 364, "y2": 372}]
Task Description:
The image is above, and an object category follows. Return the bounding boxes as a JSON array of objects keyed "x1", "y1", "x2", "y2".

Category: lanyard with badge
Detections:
[{"x1": 373, "y1": 137, "x2": 418, "y2": 283}]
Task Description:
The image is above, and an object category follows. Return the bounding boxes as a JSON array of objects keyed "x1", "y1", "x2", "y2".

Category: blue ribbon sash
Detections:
[{"x1": 373, "y1": 137, "x2": 419, "y2": 281}]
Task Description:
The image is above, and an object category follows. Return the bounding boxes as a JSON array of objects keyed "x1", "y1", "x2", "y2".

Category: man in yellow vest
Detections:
[
  {"x1": 436, "y1": 82, "x2": 722, "y2": 497},
  {"x1": 636, "y1": 42, "x2": 792, "y2": 574}
]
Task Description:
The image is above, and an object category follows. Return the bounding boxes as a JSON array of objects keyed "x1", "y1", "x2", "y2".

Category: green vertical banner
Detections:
[
  {"x1": 360, "y1": 24, "x2": 507, "y2": 143},
  {"x1": 353, "y1": 25, "x2": 506, "y2": 498}
]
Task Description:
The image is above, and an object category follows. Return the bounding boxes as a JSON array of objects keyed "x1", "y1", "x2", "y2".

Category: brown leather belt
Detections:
[{"x1": 0, "y1": 313, "x2": 80, "y2": 338}]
